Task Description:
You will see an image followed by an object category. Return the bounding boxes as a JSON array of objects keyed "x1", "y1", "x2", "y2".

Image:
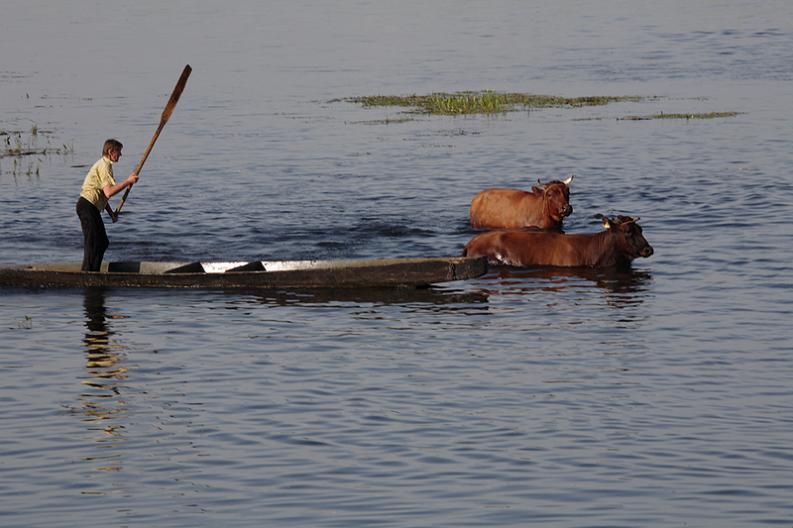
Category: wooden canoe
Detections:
[{"x1": 0, "y1": 256, "x2": 487, "y2": 290}]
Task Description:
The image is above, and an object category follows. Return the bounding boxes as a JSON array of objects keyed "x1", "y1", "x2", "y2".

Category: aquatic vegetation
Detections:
[
  {"x1": 343, "y1": 91, "x2": 644, "y2": 115},
  {"x1": 618, "y1": 111, "x2": 742, "y2": 121},
  {"x1": 1, "y1": 126, "x2": 73, "y2": 178},
  {"x1": 347, "y1": 116, "x2": 417, "y2": 125},
  {"x1": 1, "y1": 126, "x2": 73, "y2": 158}
]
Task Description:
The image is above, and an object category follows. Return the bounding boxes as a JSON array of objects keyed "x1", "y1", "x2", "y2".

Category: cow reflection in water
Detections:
[
  {"x1": 81, "y1": 288, "x2": 128, "y2": 471},
  {"x1": 477, "y1": 266, "x2": 652, "y2": 310}
]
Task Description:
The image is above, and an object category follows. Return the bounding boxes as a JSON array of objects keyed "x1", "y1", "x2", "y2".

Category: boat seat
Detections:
[
  {"x1": 164, "y1": 261, "x2": 205, "y2": 273},
  {"x1": 225, "y1": 261, "x2": 265, "y2": 272}
]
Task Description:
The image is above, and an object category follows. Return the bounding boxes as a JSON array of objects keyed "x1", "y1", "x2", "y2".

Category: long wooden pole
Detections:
[{"x1": 115, "y1": 64, "x2": 192, "y2": 215}]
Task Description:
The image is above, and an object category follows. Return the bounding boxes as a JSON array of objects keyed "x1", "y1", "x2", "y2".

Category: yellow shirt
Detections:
[{"x1": 79, "y1": 156, "x2": 117, "y2": 211}]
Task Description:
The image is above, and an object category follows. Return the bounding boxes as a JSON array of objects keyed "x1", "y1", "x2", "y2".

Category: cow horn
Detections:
[
  {"x1": 563, "y1": 174, "x2": 574, "y2": 186},
  {"x1": 602, "y1": 216, "x2": 612, "y2": 230}
]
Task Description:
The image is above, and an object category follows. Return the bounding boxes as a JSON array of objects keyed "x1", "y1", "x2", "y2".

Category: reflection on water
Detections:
[
  {"x1": 81, "y1": 288, "x2": 128, "y2": 472},
  {"x1": 478, "y1": 265, "x2": 653, "y2": 309}
]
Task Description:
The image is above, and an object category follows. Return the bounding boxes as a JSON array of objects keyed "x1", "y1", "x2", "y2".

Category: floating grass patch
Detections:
[
  {"x1": 618, "y1": 111, "x2": 742, "y2": 121},
  {"x1": 344, "y1": 91, "x2": 644, "y2": 115},
  {"x1": 347, "y1": 116, "x2": 417, "y2": 125}
]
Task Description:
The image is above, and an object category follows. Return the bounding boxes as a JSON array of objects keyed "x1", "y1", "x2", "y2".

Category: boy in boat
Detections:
[{"x1": 76, "y1": 139, "x2": 138, "y2": 271}]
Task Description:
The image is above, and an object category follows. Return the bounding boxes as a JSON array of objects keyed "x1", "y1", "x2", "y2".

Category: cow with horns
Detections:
[
  {"x1": 463, "y1": 215, "x2": 653, "y2": 269},
  {"x1": 469, "y1": 175, "x2": 574, "y2": 231}
]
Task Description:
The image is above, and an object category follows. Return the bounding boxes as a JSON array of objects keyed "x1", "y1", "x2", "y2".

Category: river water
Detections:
[{"x1": 1, "y1": 1, "x2": 792, "y2": 527}]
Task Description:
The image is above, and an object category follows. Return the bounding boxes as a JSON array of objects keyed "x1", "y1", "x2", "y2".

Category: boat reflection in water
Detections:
[
  {"x1": 81, "y1": 287, "x2": 128, "y2": 472},
  {"x1": 236, "y1": 285, "x2": 491, "y2": 310}
]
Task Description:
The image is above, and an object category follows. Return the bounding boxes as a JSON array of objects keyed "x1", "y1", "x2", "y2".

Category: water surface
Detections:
[{"x1": 1, "y1": 1, "x2": 792, "y2": 526}]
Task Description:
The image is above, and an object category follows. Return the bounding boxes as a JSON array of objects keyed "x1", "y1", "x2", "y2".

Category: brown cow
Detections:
[
  {"x1": 469, "y1": 175, "x2": 573, "y2": 230},
  {"x1": 463, "y1": 215, "x2": 653, "y2": 268}
]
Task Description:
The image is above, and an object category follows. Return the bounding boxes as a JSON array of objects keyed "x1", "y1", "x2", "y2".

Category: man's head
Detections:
[{"x1": 102, "y1": 138, "x2": 123, "y2": 161}]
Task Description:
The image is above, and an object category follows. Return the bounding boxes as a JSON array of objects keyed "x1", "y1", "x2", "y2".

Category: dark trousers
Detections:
[{"x1": 76, "y1": 197, "x2": 109, "y2": 272}]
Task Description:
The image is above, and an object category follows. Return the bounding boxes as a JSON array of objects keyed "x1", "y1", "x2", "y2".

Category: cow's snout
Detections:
[
  {"x1": 560, "y1": 204, "x2": 573, "y2": 217},
  {"x1": 640, "y1": 244, "x2": 654, "y2": 258}
]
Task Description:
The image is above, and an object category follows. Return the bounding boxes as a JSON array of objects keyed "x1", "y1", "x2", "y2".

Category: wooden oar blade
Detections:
[{"x1": 160, "y1": 64, "x2": 192, "y2": 123}]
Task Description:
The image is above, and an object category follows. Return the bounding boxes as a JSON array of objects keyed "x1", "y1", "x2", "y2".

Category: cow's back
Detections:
[
  {"x1": 469, "y1": 188, "x2": 544, "y2": 229},
  {"x1": 464, "y1": 230, "x2": 595, "y2": 267},
  {"x1": 463, "y1": 230, "x2": 560, "y2": 266}
]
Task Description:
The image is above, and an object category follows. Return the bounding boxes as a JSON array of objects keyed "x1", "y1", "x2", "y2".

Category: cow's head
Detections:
[
  {"x1": 602, "y1": 215, "x2": 654, "y2": 260},
  {"x1": 535, "y1": 175, "x2": 573, "y2": 222}
]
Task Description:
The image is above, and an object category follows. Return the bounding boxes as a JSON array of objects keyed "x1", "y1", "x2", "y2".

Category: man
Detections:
[{"x1": 76, "y1": 139, "x2": 138, "y2": 271}]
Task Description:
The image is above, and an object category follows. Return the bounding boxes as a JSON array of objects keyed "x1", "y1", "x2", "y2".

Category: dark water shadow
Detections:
[{"x1": 80, "y1": 287, "x2": 128, "y2": 472}]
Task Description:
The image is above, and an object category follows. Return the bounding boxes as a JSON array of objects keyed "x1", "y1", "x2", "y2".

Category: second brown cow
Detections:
[{"x1": 469, "y1": 175, "x2": 573, "y2": 230}]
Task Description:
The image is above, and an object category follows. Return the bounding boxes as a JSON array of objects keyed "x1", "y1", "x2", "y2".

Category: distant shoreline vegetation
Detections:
[{"x1": 341, "y1": 91, "x2": 646, "y2": 115}]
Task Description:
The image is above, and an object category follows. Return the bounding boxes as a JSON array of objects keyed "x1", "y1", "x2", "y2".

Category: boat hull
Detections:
[{"x1": 0, "y1": 256, "x2": 487, "y2": 290}]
